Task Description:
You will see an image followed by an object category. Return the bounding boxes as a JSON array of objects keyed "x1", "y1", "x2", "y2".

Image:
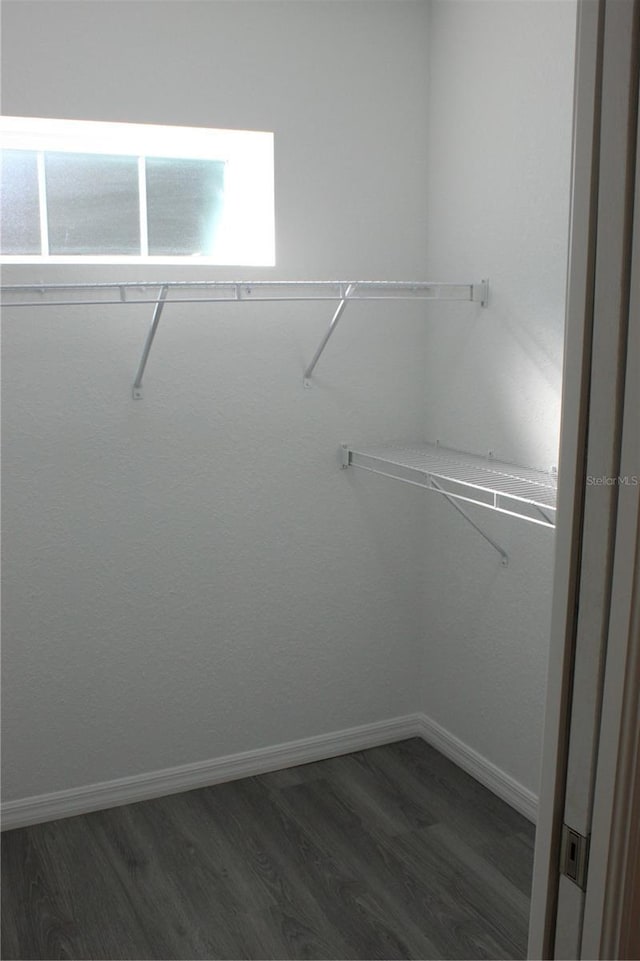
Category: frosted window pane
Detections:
[
  {"x1": 0, "y1": 150, "x2": 41, "y2": 254},
  {"x1": 45, "y1": 152, "x2": 140, "y2": 254},
  {"x1": 146, "y1": 158, "x2": 225, "y2": 256}
]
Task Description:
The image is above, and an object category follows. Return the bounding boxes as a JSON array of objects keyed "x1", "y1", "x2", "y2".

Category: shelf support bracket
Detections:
[
  {"x1": 535, "y1": 505, "x2": 555, "y2": 526},
  {"x1": 431, "y1": 479, "x2": 508, "y2": 566},
  {"x1": 303, "y1": 283, "x2": 354, "y2": 388},
  {"x1": 132, "y1": 285, "x2": 169, "y2": 400},
  {"x1": 473, "y1": 279, "x2": 489, "y2": 307},
  {"x1": 341, "y1": 444, "x2": 510, "y2": 566}
]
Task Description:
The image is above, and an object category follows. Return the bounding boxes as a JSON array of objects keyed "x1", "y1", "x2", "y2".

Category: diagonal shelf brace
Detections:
[
  {"x1": 535, "y1": 504, "x2": 555, "y2": 526},
  {"x1": 302, "y1": 278, "x2": 488, "y2": 387},
  {"x1": 340, "y1": 444, "x2": 509, "y2": 566},
  {"x1": 303, "y1": 284, "x2": 354, "y2": 388},
  {"x1": 430, "y1": 479, "x2": 509, "y2": 566},
  {"x1": 132, "y1": 285, "x2": 169, "y2": 399}
]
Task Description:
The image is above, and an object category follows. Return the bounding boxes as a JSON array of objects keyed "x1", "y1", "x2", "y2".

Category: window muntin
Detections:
[{"x1": 0, "y1": 117, "x2": 274, "y2": 265}]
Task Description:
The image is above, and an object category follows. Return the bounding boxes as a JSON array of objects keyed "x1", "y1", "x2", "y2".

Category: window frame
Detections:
[{"x1": 0, "y1": 116, "x2": 275, "y2": 266}]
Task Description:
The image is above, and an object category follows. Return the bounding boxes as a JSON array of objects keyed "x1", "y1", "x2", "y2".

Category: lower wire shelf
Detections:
[{"x1": 341, "y1": 442, "x2": 557, "y2": 530}]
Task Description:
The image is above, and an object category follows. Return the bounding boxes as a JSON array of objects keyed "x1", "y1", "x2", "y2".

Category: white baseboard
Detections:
[
  {"x1": 0, "y1": 714, "x2": 422, "y2": 831},
  {"x1": 415, "y1": 713, "x2": 538, "y2": 823},
  {"x1": 1, "y1": 711, "x2": 537, "y2": 831}
]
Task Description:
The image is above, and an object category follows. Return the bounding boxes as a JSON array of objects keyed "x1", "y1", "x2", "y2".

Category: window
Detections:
[{"x1": 0, "y1": 117, "x2": 275, "y2": 265}]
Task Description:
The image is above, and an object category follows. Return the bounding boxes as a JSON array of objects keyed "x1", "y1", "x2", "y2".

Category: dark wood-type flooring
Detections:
[{"x1": 1, "y1": 738, "x2": 535, "y2": 960}]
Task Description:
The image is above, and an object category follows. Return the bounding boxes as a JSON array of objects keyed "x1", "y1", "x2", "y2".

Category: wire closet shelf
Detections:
[
  {"x1": 1, "y1": 277, "x2": 554, "y2": 555},
  {"x1": 0, "y1": 279, "x2": 488, "y2": 308},
  {"x1": 341, "y1": 442, "x2": 557, "y2": 524},
  {"x1": 340, "y1": 442, "x2": 558, "y2": 562},
  {"x1": 0, "y1": 278, "x2": 489, "y2": 396}
]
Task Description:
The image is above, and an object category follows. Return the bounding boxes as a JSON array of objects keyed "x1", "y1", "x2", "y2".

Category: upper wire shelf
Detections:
[
  {"x1": 0, "y1": 279, "x2": 488, "y2": 308},
  {"x1": 0, "y1": 278, "x2": 488, "y2": 397}
]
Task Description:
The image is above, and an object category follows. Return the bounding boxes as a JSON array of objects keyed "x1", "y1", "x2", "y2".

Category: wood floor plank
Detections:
[
  {"x1": 197, "y1": 775, "x2": 430, "y2": 960},
  {"x1": 392, "y1": 739, "x2": 530, "y2": 833},
  {"x1": 245, "y1": 904, "x2": 354, "y2": 961},
  {"x1": 226, "y1": 774, "x2": 441, "y2": 960},
  {"x1": 149, "y1": 787, "x2": 278, "y2": 913},
  {"x1": 2, "y1": 815, "x2": 162, "y2": 960},
  {"x1": 86, "y1": 802, "x2": 258, "y2": 960},
  {"x1": 427, "y1": 823, "x2": 531, "y2": 916},
  {"x1": 329, "y1": 746, "x2": 439, "y2": 835},
  {"x1": 194, "y1": 779, "x2": 355, "y2": 959},
  {"x1": 1, "y1": 825, "x2": 79, "y2": 961},
  {"x1": 372, "y1": 739, "x2": 533, "y2": 852},
  {"x1": 275, "y1": 777, "x2": 511, "y2": 960},
  {"x1": 1, "y1": 739, "x2": 535, "y2": 960},
  {"x1": 476, "y1": 829, "x2": 536, "y2": 897},
  {"x1": 386, "y1": 824, "x2": 530, "y2": 959}
]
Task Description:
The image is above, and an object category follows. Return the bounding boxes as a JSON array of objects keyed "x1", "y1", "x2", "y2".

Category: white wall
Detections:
[
  {"x1": 0, "y1": 0, "x2": 431, "y2": 801},
  {"x1": 1, "y1": 0, "x2": 577, "y2": 809},
  {"x1": 420, "y1": 0, "x2": 577, "y2": 794}
]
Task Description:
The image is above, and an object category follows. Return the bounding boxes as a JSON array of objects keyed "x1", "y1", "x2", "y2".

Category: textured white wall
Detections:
[
  {"x1": 1, "y1": 0, "x2": 577, "y2": 808},
  {"x1": 0, "y1": 0, "x2": 431, "y2": 800},
  {"x1": 420, "y1": 0, "x2": 577, "y2": 793}
]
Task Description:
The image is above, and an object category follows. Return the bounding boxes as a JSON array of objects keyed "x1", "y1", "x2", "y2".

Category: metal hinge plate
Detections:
[{"x1": 560, "y1": 824, "x2": 590, "y2": 890}]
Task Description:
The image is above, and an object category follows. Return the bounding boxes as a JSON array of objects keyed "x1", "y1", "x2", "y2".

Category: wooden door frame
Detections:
[
  {"x1": 580, "y1": 52, "x2": 640, "y2": 957},
  {"x1": 528, "y1": 0, "x2": 640, "y2": 956},
  {"x1": 527, "y1": 0, "x2": 602, "y2": 952}
]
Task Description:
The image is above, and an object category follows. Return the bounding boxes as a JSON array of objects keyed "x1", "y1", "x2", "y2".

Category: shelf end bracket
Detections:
[
  {"x1": 473, "y1": 279, "x2": 489, "y2": 308},
  {"x1": 340, "y1": 443, "x2": 352, "y2": 468}
]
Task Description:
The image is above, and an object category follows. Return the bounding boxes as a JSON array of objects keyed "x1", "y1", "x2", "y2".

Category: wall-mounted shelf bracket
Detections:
[
  {"x1": 340, "y1": 443, "x2": 509, "y2": 565},
  {"x1": 430, "y1": 478, "x2": 508, "y2": 566},
  {"x1": 303, "y1": 284, "x2": 354, "y2": 388},
  {"x1": 132, "y1": 286, "x2": 169, "y2": 399},
  {"x1": 474, "y1": 279, "x2": 489, "y2": 307},
  {"x1": 302, "y1": 279, "x2": 488, "y2": 387}
]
